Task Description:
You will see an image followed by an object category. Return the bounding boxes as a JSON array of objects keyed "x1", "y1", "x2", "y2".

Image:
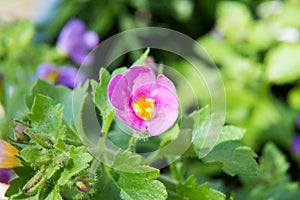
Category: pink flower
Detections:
[{"x1": 108, "y1": 66, "x2": 178, "y2": 136}]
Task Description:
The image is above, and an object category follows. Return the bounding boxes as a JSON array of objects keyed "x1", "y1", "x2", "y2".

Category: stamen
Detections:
[{"x1": 132, "y1": 95, "x2": 155, "y2": 120}]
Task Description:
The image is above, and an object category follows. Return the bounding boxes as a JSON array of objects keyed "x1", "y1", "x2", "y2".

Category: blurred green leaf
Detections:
[
  {"x1": 265, "y1": 44, "x2": 300, "y2": 84},
  {"x1": 288, "y1": 86, "x2": 300, "y2": 110},
  {"x1": 131, "y1": 48, "x2": 150, "y2": 66},
  {"x1": 238, "y1": 143, "x2": 300, "y2": 200},
  {"x1": 0, "y1": 20, "x2": 34, "y2": 56},
  {"x1": 217, "y1": 1, "x2": 252, "y2": 41},
  {"x1": 259, "y1": 142, "x2": 289, "y2": 183}
]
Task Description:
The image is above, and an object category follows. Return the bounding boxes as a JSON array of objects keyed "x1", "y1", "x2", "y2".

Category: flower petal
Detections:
[
  {"x1": 36, "y1": 63, "x2": 57, "y2": 79},
  {"x1": 124, "y1": 66, "x2": 156, "y2": 92},
  {"x1": 0, "y1": 156, "x2": 22, "y2": 168},
  {"x1": 0, "y1": 168, "x2": 12, "y2": 183},
  {"x1": 131, "y1": 84, "x2": 178, "y2": 135},
  {"x1": 59, "y1": 66, "x2": 86, "y2": 88},
  {"x1": 293, "y1": 135, "x2": 300, "y2": 155},
  {"x1": 108, "y1": 74, "x2": 122, "y2": 100},
  {"x1": 0, "y1": 140, "x2": 22, "y2": 168},
  {"x1": 115, "y1": 109, "x2": 147, "y2": 133},
  {"x1": 109, "y1": 76, "x2": 130, "y2": 110},
  {"x1": 156, "y1": 74, "x2": 177, "y2": 95},
  {"x1": 83, "y1": 30, "x2": 99, "y2": 50},
  {"x1": 0, "y1": 140, "x2": 19, "y2": 156},
  {"x1": 57, "y1": 18, "x2": 85, "y2": 54}
]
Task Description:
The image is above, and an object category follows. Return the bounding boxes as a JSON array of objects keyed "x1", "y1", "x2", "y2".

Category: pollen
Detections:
[{"x1": 132, "y1": 95, "x2": 155, "y2": 120}]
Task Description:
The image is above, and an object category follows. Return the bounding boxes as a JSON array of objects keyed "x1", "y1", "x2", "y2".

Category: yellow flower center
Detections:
[
  {"x1": 132, "y1": 95, "x2": 155, "y2": 120},
  {"x1": 46, "y1": 70, "x2": 60, "y2": 83}
]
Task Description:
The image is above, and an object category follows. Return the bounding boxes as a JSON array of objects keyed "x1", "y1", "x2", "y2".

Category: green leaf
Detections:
[
  {"x1": 28, "y1": 95, "x2": 65, "y2": 139},
  {"x1": 203, "y1": 141, "x2": 258, "y2": 176},
  {"x1": 54, "y1": 139, "x2": 67, "y2": 152},
  {"x1": 265, "y1": 44, "x2": 300, "y2": 84},
  {"x1": 72, "y1": 81, "x2": 92, "y2": 146},
  {"x1": 217, "y1": 126, "x2": 245, "y2": 144},
  {"x1": 112, "y1": 67, "x2": 128, "y2": 76},
  {"x1": 182, "y1": 105, "x2": 225, "y2": 157},
  {"x1": 113, "y1": 150, "x2": 156, "y2": 173},
  {"x1": 92, "y1": 68, "x2": 114, "y2": 134},
  {"x1": 117, "y1": 172, "x2": 167, "y2": 200},
  {"x1": 57, "y1": 146, "x2": 93, "y2": 186},
  {"x1": 111, "y1": 150, "x2": 167, "y2": 199},
  {"x1": 26, "y1": 79, "x2": 73, "y2": 125},
  {"x1": 20, "y1": 146, "x2": 44, "y2": 167},
  {"x1": 131, "y1": 48, "x2": 150, "y2": 66},
  {"x1": 177, "y1": 176, "x2": 226, "y2": 200},
  {"x1": 89, "y1": 165, "x2": 121, "y2": 200},
  {"x1": 44, "y1": 186, "x2": 63, "y2": 200},
  {"x1": 181, "y1": 105, "x2": 210, "y2": 152},
  {"x1": 5, "y1": 166, "x2": 35, "y2": 198}
]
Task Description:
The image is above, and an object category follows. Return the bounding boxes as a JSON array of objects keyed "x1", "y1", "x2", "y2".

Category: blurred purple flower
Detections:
[
  {"x1": 293, "y1": 135, "x2": 300, "y2": 155},
  {"x1": 57, "y1": 18, "x2": 99, "y2": 66},
  {"x1": 0, "y1": 168, "x2": 12, "y2": 184},
  {"x1": 37, "y1": 63, "x2": 86, "y2": 89},
  {"x1": 108, "y1": 66, "x2": 178, "y2": 136}
]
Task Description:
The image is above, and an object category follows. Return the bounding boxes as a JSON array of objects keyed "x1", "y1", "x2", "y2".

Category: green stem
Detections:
[
  {"x1": 129, "y1": 136, "x2": 137, "y2": 153},
  {"x1": 158, "y1": 174, "x2": 178, "y2": 196},
  {"x1": 70, "y1": 125, "x2": 93, "y2": 147},
  {"x1": 169, "y1": 158, "x2": 182, "y2": 181},
  {"x1": 89, "y1": 159, "x2": 100, "y2": 175}
]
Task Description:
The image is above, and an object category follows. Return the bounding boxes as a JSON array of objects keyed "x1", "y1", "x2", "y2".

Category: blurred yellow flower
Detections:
[{"x1": 0, "y1": 140, "x2": 22, "y2": 168}]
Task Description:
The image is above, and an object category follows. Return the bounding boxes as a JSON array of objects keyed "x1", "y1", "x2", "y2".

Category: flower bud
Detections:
[
  {"x1": 23, "y1": 169, "x2": 47, "y2": 194},
  {"x1": 28, "y1": 133, "x2": 53, "y2": 149},
  {"x1": 75, "y1": 176, "x2": 94, "y2": 193},
  {"x1": 14, "y1": 124, "x2": 30, "y2": 142}
]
